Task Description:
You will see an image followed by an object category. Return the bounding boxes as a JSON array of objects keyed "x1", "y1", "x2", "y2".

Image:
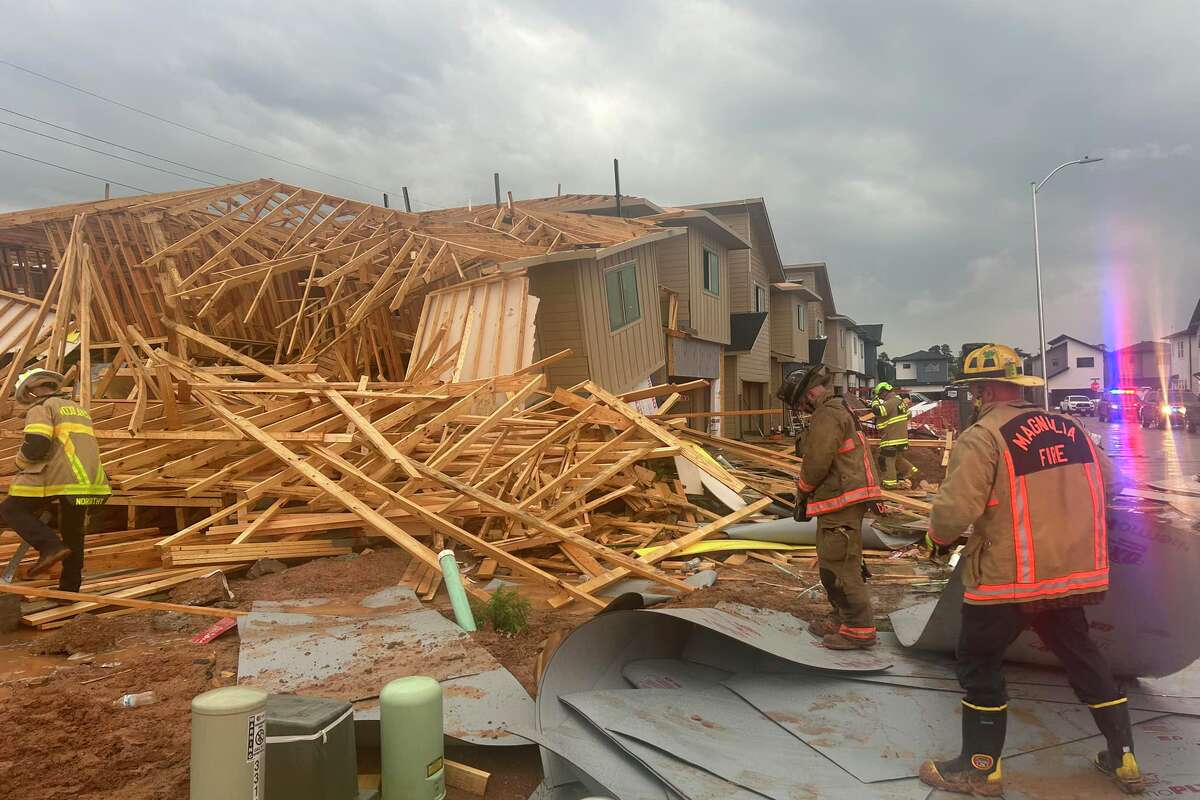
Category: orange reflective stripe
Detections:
[
  {"x1": 1083, "y1": 462, "x2": 1104, "y2": 569},
  {"x1": 837, "y1": 625, "x2": 877, "y2": 639},
  {"x1": 1082, "y1": 436, "x2": 1109, "y2": 569},
  {"x1": 1003, "y1": 451, "x2": 1035, "y2": 584},
  {"x1": 807, "y1": 485, "x2": 883, "y2": 515},
  {"x1": 964, "y1": 568, "x2": 1109, "y2": 602},
  {"x1": 797, "y1": 477, "x2": 817, "y2": 493},
  {"x1": 837, "y1": 437, "x2": 856, "y2": 454},
  {"x1": 858, "y1": 432, "x2": 878, "y2": 487},
  {"x1": 987, "y1": 496, "x2": 1000, "y2": 508},
  {"x1": 1020, "y1": 476, "x2": 1036, "y2": 581}
]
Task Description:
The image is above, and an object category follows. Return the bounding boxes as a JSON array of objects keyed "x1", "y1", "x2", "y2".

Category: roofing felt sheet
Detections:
[{"x1": 889, "y1": 509, "x2": 1200, "y2": 678}]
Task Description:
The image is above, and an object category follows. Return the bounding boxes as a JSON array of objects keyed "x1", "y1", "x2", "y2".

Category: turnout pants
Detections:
[
  {"x1": 956, "y1": 602, "x2": 1123, "y2": 708},
  {"x1": 880, "y1": 445, "x2": 915, "y2": 485},
  {"x1": 0, "y1": 495, "x2": 88, "y2": 592},
  {"x1": 815, "y1": 504, "x2": 873, "y2": 630}
]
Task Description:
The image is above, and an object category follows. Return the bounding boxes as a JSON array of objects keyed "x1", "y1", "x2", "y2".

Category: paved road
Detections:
[{"x1": 1081, "y1": 415, "x2": 1200, "y2": 486}]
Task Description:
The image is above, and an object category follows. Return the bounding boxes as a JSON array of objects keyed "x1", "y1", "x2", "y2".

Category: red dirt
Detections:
[{"x1": 0, "y1": 546, "x2": 928, "y2": 800}]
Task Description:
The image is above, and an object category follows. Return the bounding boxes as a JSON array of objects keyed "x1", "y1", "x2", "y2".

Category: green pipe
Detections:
[{"x1": 438, "y1": 549, "x2": 476, "y2": 632}]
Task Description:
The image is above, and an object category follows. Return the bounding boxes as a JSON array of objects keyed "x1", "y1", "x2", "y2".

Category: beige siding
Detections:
[
  {"x1": 656, "y1": 232, "x2": 690, "y2": 326},
  {"x1": 770, "y1": 291, "x2": 794, "y2": 358},
  {"x1": 712, "y1": 209, "x2": 753, "y2": 313},
  {"x1": 723, "y1": 355, "x2": 742, "y2": 438},
  {"x1": 740, "y1": 317, "x2": 771, "y2": 383},
  {"x1": 577, "y1": 243, "x2": 666, "y2": 394},
  {"x1": 528, "y1": 265, "x2": 589, "y2": 389},
  {"x1": 689, "y1": 228, "x2": 731, "y2": 344}
]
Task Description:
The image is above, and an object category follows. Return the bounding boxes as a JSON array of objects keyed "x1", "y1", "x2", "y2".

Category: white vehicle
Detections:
[{"x1": 1058, "y1": 395, "x2": 1095, "y2": 416}]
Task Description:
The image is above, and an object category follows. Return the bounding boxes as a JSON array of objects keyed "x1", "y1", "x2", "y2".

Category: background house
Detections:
[
  {"x1": 892, "y1": 349, "x2": 954, "y2": 398},
  {"x1": 1165, "y1": 298, "x2": 1200, "y2": 394},
  {"x1": 856, "y1": 324, "x2": 885, "y2": 388},
  {"x1": 683, "y1": 198, "x2": 786, "y2": 439},
  {"x1": 1026, "y1": 334, "x2": 1106, "y2": 405},
  {"x1": 1106, "y1": 340, "x2": 1172, "y2": 390}
]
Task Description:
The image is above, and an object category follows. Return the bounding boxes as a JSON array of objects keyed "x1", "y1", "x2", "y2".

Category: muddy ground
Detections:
[{"x1": 0, "y1": 538, "x2": 936, "y2": 800}]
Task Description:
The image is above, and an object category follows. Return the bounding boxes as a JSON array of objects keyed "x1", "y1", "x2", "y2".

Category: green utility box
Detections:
[{"x1": 264, "y1": 694, "x2": 357, "y2": 800}]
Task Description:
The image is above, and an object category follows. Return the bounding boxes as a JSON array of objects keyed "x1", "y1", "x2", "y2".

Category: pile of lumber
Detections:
[{"x1": 0, "y1": 181, "x2": 933, "y2": 628}]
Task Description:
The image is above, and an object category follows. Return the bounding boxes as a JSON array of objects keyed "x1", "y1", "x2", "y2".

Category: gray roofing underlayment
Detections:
[{"x1": 526, "y1": 510, "x2": 1200, "y2": 799}]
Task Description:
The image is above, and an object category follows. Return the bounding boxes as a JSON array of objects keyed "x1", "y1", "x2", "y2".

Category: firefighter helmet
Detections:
[{"x1": 955, "y1": 344, "x2": 1044, "y2": 387}]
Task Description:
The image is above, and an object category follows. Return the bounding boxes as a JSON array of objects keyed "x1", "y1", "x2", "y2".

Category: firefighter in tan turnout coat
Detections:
[
  {"x1": 778, "y1": 364, "x2": 883, "y2": 650},
  {"x1": 918, "y1": 344, "x2": 1144, "y2": 796},
  {"x1": 1, "y1": 369, "x2": 110, "y2": 591}
]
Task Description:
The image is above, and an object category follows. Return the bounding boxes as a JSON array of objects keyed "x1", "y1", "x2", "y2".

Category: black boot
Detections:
[
  {"x1": 1090, "y1": 700, "x2": 1145, "y2": 794},
  {"x1": 919, "y1": 703, "x2": 1007, "y2": 796}
]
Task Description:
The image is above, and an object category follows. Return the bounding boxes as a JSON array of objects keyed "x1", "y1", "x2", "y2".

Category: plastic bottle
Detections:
[{"x1": 114, "y1": 691, "x2": 158, "y2": 708}]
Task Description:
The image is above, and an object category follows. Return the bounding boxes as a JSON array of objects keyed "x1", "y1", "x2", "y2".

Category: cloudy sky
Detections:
[{"x1": 2, "y1": 1, "x2": 1197, "y2": 356}]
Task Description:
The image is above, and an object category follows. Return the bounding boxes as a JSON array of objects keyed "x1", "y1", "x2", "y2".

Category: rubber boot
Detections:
[
  {"x1": 823, "y1": 625, "x2": 877, "y2": 650},
  {"x1": 807, "y1": 613, "x2": 839, "y2": 638},
  {"x1": 1090, "y1": 701, "x2": 1145, "y2": 794},
  {"x1": 919, "y1": 703, "x2": 1007, "y2": 796}
]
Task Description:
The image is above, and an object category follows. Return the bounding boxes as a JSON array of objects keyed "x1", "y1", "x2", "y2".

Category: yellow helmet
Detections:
[{"x1": 955, "y1": 344, "x2": 1044, "y2": 387}]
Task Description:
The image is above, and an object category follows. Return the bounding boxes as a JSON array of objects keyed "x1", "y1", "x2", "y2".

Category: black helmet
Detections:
[{"x1": 777, "y1": 364, "x2": 832, "y2": 409}]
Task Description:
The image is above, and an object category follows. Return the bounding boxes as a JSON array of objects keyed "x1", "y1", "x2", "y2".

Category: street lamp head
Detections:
[{"x1": 1078, "y1": 156, "x2": 1103, "y2": 164}]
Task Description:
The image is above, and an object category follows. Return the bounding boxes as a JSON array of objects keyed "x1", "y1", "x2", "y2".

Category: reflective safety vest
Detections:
[
  {"x1": 875, "y1": 395, "x2": 910, "y2": 448},
  {"x1": 930, "y1": 401, "x2": 1115, "y2": 606},
  {"x1": 10, "y1": 395, "x2": 111, "y2": 499},
  {"x1": 796, "y1": 396, "x2": 883, "y2": 515}
]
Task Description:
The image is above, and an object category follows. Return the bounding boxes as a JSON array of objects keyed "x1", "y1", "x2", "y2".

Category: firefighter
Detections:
[
  {"x1": 777, "y1": 364, "x2": 883, "y2": 650},
  {"x1": 919, "y1": 344, "x2": 1143, "y2": 796},
  {"x1": 873, "y1": 382, "x2": 918, "y2": 488},
  {"x1": 0, "y1": 369, "x2": 110, "y2": 592}
]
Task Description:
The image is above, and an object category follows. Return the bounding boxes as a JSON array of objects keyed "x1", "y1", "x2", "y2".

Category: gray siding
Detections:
[
  {"x1": 690, "y1": 228, "x2": 731, "y2": 344},
  {"x1": 577, "y1": 243, "x2": 666, "y2": 394},
  {"x1": 529, "y1": 264, "x2": 589, "y2": 388}
]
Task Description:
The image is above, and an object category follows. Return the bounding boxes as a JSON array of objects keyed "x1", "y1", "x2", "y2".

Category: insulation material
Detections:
[{"x1": 408, "y1": 272, "x2": 538, "y2": 382}]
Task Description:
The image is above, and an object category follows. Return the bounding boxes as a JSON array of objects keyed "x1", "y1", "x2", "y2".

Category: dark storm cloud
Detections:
[{"x1": 1, "y1": 0, "x2": 1196, "y2": 352}]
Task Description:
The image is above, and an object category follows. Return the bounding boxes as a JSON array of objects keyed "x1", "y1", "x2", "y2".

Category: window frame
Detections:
[
  {"x1": 702, "y1": 248, "x2": 720, "y2": 296},
  {"x1": 816, "y1": 317, "x2": 825, "y2": 338},
  {"x1": 796, "y1": 303, "x2": 806, "y2": 330},
  {"x1": 753, "y1": 283, "x2": 767, "y2": 313},
  {"x1": 1076, "y1": 356, "x2": 1095, "y2": 368},
  {"x1": 604, "y1": 260, "x2": 642, "y2": 333}
]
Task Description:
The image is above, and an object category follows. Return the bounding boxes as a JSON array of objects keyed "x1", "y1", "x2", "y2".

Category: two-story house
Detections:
[
  {"x1": 1165, "y1": 298, "x2": 1200, "y2": 394},
  {"x1": 856, "y1": 324, "x2": 885, "y2": 387},
  {"x1": 1106, "y1": 340, "x2": 1172, "y2": 390},
  {"x1": 683, "y1": 199, "x2": 787, "y2": 438},
  {"x1": 892, "y1": 349, "x2": 954, "y2": 398},
  {"x1": 646, "y1": 208, "x2": 750, "y2": 429},
  {"x1": 1026, "y1": 334, "x2": 1106, "y2": 405}
]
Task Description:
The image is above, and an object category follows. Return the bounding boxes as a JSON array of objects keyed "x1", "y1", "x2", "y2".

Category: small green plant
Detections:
[{"x1": 471, "y1": 586, "x2": 531, "y2": 635}]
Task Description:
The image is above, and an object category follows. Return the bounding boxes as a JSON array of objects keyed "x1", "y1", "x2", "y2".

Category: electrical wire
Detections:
[
  {"x1": 0, "y1": 147, "x2": 153, "y2": 193},
  {"x1": 0, "y1": 119, "x2": 215, "y2": 185},
  {"x1": 1, "y1": 58, "x2": 391, "y2": 195},
  {"x1": 0, "y1": 106, "x2": 237, "y2": 182}
]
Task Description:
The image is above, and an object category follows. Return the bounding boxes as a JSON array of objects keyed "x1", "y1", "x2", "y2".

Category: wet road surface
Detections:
[{"x1": 1082, "y1": 414, "x2": 1200, "y2": 486}]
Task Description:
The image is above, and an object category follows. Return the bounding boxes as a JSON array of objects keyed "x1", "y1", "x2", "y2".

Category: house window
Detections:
[
  {"x1": 1178, "y1": 340, "x2": 1186, "y2": 358},
  {"x1": 902, "y1": 363, "x2": 913, "y2": 370},
  {"x1": 754, "y1": 284, "x2": 766, "y2": 312},
  {"x1": 796, "y1": 304, "x2": 806, "y2": 330},
  {"x1": 604, "y1": 261, "x2": 641, "y2": 331},
  {"x1": 703, "y1": 249, "x2": 719, "y2": 294},
  {"x1": 816, "y1": 317, "x2": 825, "y2": 337},
  {"x1": 1076, "y1": 356, "x2": 1095, "y2": 368}
]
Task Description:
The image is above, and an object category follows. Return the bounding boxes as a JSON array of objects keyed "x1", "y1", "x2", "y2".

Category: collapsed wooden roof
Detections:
[{"x1": 0, "y1": 180, "x2": 671, "y2": 383}]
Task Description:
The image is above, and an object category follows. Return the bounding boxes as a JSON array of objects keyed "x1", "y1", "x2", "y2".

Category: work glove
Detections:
[
  {"x1": 924, "y1": 533, "x2": 955, "y2": 558},
  {"x1": 792, "y1": 493, "x2": 811, "y2": 522}
]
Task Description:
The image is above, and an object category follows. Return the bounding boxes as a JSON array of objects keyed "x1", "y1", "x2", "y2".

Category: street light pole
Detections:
[{"x1": 1031, "y1": 156, "x2": 1102, "y2": 409}]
